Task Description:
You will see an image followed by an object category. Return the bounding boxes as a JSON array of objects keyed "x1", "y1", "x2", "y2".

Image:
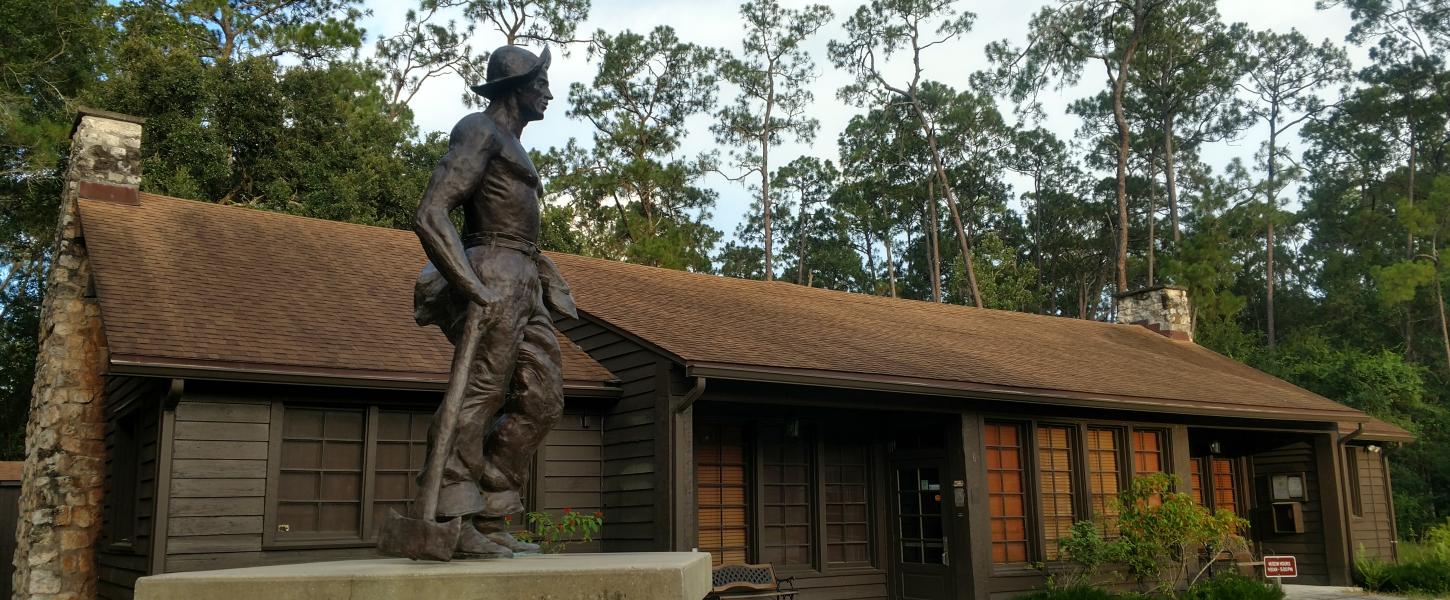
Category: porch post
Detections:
[
  {"x1": 953, "y1": 413, "x2": 990, "y2": 600},
  {"x1": 1313, "y1": 432, "x2": 1353, "y2": 585}
]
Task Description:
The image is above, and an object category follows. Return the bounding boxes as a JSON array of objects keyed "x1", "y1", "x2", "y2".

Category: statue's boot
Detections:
[
  {"x1": 476, "y1": 517, "x2": 540, "y2": 554},
  {"x1": 455, "y1": 523, "x2": 513, "y2": 559}
]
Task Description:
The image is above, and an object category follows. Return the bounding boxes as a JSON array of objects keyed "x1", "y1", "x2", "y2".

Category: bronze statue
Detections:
[{"x1": 379, "y1": 45, "x2": 575, "y2": 561}]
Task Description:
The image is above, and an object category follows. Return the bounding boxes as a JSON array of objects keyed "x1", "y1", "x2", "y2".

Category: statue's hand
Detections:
[{"x1": 464, "y1": 284, "x2": 502, "y2": 309}]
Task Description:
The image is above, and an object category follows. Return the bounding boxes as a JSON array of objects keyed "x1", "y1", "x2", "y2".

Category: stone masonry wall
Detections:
[
  {"x1": 1117, "y1": 286, "x2": 1192, "y2": 341},
  {"x1": 12, "y1": 111, "x2": 143, "y2": 600}
]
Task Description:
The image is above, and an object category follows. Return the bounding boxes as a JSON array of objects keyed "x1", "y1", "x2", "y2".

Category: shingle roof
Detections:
[
  {"x1": 78, "y1": 194, "x2": 617, "y2": 391},
  {"x1": 548, "y1": 253, "x2": 1412, "y2": 441},
  {"x1": 77, "y1": 192, "x2": 1408, "y2": 441}
]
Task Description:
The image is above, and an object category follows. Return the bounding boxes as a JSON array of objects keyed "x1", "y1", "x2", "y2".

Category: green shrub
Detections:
[
  {"x1": 1017, "y1": 586, "x2": 1132, "y2": 600},
  {"x1": 1382, "y1": 556, "x2": 1450, "y2": 594},
  {"x1": 1181, "y1": 574, "x2": 1285, "y2": 600},
  {"x1": 1354, "y1": 548, "x2": 1392, "y2": 591},
  {"x1": 1057, "y1": 520, "x2": 1126, "y2": 587},
  {"x1": 1113, "y1": 473, "x2": 1250, "y2": 592}
]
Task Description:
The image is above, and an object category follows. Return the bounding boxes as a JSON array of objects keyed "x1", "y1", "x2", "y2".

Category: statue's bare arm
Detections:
[{"x1": 415, "y1": 115, "x2": 499, "y2": 308}]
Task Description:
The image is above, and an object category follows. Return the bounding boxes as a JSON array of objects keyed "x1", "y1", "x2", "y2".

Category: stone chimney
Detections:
[
  {"x1": 12, "y1": 108, "x2": 143, "y2": 600},
  {"x1": 1116, "y1": 286, "x2": 1193, "y2": 342}
]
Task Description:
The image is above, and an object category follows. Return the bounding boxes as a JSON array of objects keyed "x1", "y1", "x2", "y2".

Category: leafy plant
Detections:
[
  {"x1": 1112, "y1": 473, "x2": 1249, "y2": 593},
  {"x1": 511, "y1": 508, "x2": 603, "y2": 554},
  {"x1": 1056, "y1": 520, "x2": 1126, "y2": 587},
  {"x1": 1354, "y1": 547, "x2": 1392, "y2": 592},
  {"x1": 1018, "y1": 585, "x2": 1132, "y2": 600},
  {"x1": 1181, "y1": 573, "x2": 1285, "y2": 600}
]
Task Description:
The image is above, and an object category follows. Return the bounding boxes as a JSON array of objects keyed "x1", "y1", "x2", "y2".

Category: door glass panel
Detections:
[{"x1": 895, "y1": 466, "x2": 945, "y2": 565}]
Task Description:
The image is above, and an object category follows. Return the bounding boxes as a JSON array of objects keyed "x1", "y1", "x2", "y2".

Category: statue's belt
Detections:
[{"x1": 461, "y1": 231, "x2": 539, "y2": 257}]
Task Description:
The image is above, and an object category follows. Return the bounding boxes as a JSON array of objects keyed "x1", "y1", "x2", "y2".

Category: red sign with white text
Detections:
[{"x1": 1264, "y1": 555, "x2": 1298, "y2": 578}]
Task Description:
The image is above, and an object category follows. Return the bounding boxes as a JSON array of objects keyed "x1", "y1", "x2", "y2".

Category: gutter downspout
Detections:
[
  {"x1": 1340, "y1": 422, "x2": 1365, "y2": 446},
  {"x1": 675, "y1": 377, "x2": 706, "y2": 414}
]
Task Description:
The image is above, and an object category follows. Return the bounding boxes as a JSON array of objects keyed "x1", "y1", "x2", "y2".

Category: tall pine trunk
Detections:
[
  {"x1": 796, "y1": 191, "x2": 810, "y2": 286},
  {"x1": 1109, "y1": 30, "x2": 1143, "y2": 296},
  {"x1": 1266, "y1": 115, "x2": 1278, "y2": 348},
  {"x1": 912, "y1": 98, "x2": 983, "y2": 307},
  {"x1": 928, "y1": 179, "x2": 942, "y2": 303},
  {"x1": 1163, "y1": 114, "x2": 1181, "y2": 244},
  {"x1": 885, "y1": 232, "x2": 897, "y2": 298}
]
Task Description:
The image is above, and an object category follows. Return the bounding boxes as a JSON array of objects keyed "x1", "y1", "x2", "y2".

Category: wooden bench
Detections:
[{"x1": 707, "y1": 563, "x2": 797, "y2": 600}]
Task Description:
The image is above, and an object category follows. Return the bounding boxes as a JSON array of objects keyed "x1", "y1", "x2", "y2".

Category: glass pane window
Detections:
[
  {"x1": 896, "y1": 466, "x2": 945, "y2": 565},
  {"x1": 824, "y1": 440, "x2": 871, "y2": 566},
  {"x1": 1086, "y1": 428, "x2": 1123, "y2": 537},
  {"x1": 1211, "y1": 458, "x2": 1238, "y2": 515},
  {"x1": 1037, "y1": 426, "x2": 1076, "y2": 561},
  {"x1": 986, "y1": 423, "x2": 1028, "y2": 564},
  {"x1": 760, "y1": 425, "x2": 812, "y2": 567},
  {"x1": 1132, "y1": 430, "x2": 1164, "y2": 475},
  {"x1": 697, "y1": 423, "x2": 749, "y2": 566},
  {"x1": 371, "y1": 410, "x2": 431, "y2": 533},
  {"x1": 1190, "y1": 459, "x2": 1205, "y2": 506},
  {"x1": 277, "y1": 408, "x2": 365, "y2": 539}
]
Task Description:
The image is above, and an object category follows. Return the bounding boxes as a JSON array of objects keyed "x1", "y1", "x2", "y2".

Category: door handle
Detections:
[{"x1": 943, "y1": 536, "x2": 949, "y2": 566}]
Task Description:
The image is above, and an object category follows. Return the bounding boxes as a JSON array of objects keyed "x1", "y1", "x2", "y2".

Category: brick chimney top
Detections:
[
  {"x1": 68, "y1": 106, "x2": 145, "y2": 204},
  {"x1": 1116, "y1": 286, "x2": 1193, "y2": 342}
]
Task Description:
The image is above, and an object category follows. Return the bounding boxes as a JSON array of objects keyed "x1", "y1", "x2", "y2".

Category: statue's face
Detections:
[{"x1": 517, "y1": 73, "x2": 552, "y2": 122}]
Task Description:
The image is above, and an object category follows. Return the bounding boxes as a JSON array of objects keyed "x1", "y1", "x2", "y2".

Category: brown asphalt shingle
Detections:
[
  {"x1": 78, "y1": 192, "x2": 1407, "y2": 441},
  {"x1": 549, "y1": 253, "x2": 1410, "y2": 440},
  {"x1": 78, "y1": 193, "x2": 616, "y2": 388}
]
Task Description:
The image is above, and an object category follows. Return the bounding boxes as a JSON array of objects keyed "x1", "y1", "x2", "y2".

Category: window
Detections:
[
  {"x1": 1190, "y1": 459, "x2": 1205, "y2": 506},
  {"x1": 276, "y1": 408, "x2": 367, "y2": 540},
  {"x1": 1211, "y1": 458, "x2": 1238, "y2": 515},
  {"x1": 269, "y1": 405, "x2": 432, "y2": 545},
  {"x1": 697, "y1": 423, "x2": 749, "y2": 566},
  {"x1": 372, "y1": 411, "x2": 431, "y2": 527},
  {"x1": 760, "y1": 425, "x2": 812, "y2": 567},
  {"x1": 823, "y1": 440, "x2": 871, "y2": 566},
  {"x1": 1086, "y1": 428, "x2": 1123, "y2": 536},
  {"x1": 1037, "y1": 426, "x2": 1076, "y2": 561},
  {"x1": 1132, "y1": 430, "x2": 1165, "y2": 475},
  {"x1": 986, "y1": 423, "x2": 1029, "y2": 564},
  {"x1": 1346, "y1": 447, "x2": 1363, "y2": 517}
]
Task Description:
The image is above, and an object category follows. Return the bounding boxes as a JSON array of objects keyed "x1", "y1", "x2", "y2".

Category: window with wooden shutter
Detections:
[
  {"x1": 697, "y1": 423, "x2": 749, "y2": 566},
  {"x1": 1086, "y1": 428, "x2": 1123, "y2": 537},
  {"x1": 824, "y1": 439, "x2": 871, "y2": 566},
  {"x1": 1190, "y1": 459, "x2": 1205, "y2": 506},
  {"x1": 986, "y1": 423, "x2": 1029, "y2": 564},
  {"x1": 277, "y1": 408, "x2": 365, "y2": 540},
  {"x1": 1132, "y1": 430, "x2": 1164, "y2": 475},
  {"x1": 1037, "y1": 425, "x2": 1076, "y2": 561},
  {"x1": 760, "y1": 425, "x2": 812, "y2": 567},
  {"x1": 371, "y1": 410, "x2": 431, "y2": 532},
  {"x1": 1211, "y1": 458, "x2": 1238, "y2": 515}
]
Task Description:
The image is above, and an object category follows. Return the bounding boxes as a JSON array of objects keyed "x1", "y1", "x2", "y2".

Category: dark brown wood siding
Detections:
[
  {"x1": 555, "y1": 315, "x2": 668, "y2": 552},
  {"x1": 1, "y1": 479, "x2": 19, "y2": 600},
  {"x1": 163, "y1": 393, "x2": 271, "y2": 572},
  {"x1": 1250, "y1": 440, "x2": 1330, "y2": 585},
  {"x1": 97, "y1": 376, "x2": 164, "y2": 600},
  {"x1": 539, "y1": 407, "x2": 605, "y2": 553},
  {"x1": 1349, "y1": 445, "x2": 1396, "y2": 562}
]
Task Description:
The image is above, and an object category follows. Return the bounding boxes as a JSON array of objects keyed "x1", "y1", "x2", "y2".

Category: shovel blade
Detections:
[{"x1": 378, "y1": 508, "x2": 462, "y2": 561}]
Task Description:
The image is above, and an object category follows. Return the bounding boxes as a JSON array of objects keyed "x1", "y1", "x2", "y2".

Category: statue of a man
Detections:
[{"x1": 391, "y1": 45, "x2": 575, "y2": 559}]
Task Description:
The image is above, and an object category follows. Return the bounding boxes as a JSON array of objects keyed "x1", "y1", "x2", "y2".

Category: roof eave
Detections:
[
  {"x1": 685, "y1": 361, "x2": 1367, "y2": 425},
  {"x1": 108, "y1": 354, "x2": 621, "y2": 397}
]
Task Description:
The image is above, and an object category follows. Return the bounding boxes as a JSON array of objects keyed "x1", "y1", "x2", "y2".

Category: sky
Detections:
[{"x1": 357, "y1": 0, "x2": 1371, "y2": 241}]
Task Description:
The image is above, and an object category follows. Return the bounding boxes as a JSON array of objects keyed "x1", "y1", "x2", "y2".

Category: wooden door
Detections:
[{"x1": 891, "y1": 460, "x2": 953, "y2": 600}]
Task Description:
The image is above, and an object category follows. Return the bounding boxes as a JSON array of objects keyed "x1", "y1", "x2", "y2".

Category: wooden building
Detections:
[{"x1": 54, "y1": 114, "x2": 1409, "y2": 600}]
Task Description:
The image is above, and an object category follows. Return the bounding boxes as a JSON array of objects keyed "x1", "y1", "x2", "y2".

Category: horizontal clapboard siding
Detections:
[
  {"x1": 556, "y1": 315, "x2": 667, "y2": 552},
  {"x1": 1252, "y1": 441, "x2": 1330, "y2": 585},
  {"x1": 97, "y1": 376, "x2": 165, "y2": 600},
  {"x1": 539, "y1": 407, "x2": 604, "y2": 553},
  {"x1": 164, "y1": 397, "x2": 270, "y2": 569},
  {"x1": 1350, "y1": 446, "x2": 1396, "y2": 561}
]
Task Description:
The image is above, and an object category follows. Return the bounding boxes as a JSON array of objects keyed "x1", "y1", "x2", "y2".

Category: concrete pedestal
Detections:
[{"x1": 134, "y1": 552, "x2": 712, "y2": 600}]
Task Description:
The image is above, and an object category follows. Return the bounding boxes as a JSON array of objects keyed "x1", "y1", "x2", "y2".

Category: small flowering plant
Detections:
[{"x1": 510, "y1": 508, "x2": 604, "y2": 554}]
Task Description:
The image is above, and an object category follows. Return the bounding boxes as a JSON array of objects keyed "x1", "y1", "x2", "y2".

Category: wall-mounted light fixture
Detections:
[
  {"x1": 1367, "y1": 444, "x2": 1382, "y2": 454},
  {"x1": 786, "y1": 418, "x2": 800, "y2": 438},
  {"x1": 1209, "y1": 441, "x2": 1223, "y2": 454}
]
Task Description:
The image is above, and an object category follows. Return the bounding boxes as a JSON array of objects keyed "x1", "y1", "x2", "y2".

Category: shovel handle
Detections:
[{"x1": 417, "y1": 300, "x2": 488, "y2": 520}]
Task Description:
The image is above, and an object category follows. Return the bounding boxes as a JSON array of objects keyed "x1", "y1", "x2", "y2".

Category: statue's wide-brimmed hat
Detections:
[{"x1": 471, "y1": 46, "x2": 551, "y2": 100}]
